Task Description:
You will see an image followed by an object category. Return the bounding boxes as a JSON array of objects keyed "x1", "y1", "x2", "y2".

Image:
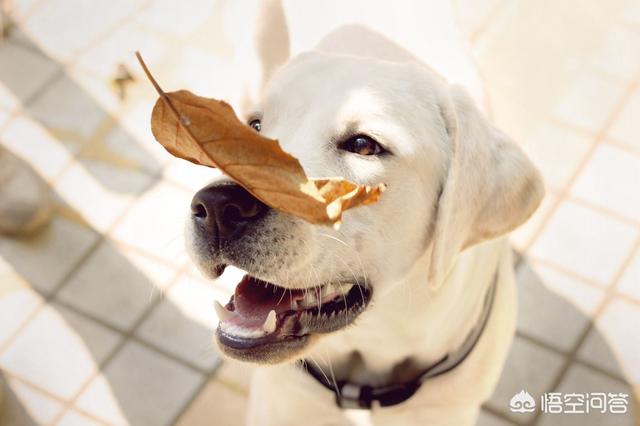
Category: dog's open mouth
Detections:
[{"x1": 214, "y1": 273, "x2": 371, "y2": 361}]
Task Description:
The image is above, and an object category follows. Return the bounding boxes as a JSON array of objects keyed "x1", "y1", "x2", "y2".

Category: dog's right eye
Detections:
[
  {"x1": 248, "y1": 119, "x2": 262, "y2": 132},
  {"x1": 338, "y1": 134, "x2": 387, "y2": 156}
]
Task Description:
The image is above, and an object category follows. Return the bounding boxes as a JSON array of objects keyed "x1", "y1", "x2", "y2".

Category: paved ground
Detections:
[{"x1": 0, "y1": 0, "x2": 639, "y2": 425}]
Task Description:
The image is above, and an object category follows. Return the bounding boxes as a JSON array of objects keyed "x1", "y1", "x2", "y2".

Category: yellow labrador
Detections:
[{"x1": 186, "y1": 1, "x2": 544, "y2": 424}]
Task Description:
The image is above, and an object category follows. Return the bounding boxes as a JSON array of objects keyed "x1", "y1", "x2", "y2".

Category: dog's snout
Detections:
[{"x1": 191, "y1": 183, "x2": 267, "y2": 240}]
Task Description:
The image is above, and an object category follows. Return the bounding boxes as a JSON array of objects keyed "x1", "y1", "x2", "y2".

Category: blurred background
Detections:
[{"x1": 0, "y1": 0, "x2": 638, "y2": 425}]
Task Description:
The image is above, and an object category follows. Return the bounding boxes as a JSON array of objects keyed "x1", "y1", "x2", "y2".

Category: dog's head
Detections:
[{"x1": 186, "y1": 46, "x2": 543, "y2": 364}]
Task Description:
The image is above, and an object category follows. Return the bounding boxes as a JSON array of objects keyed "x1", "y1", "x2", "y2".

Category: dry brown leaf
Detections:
[{"x1": 135, "y1": 52, "x2": 385, "y2": 227}]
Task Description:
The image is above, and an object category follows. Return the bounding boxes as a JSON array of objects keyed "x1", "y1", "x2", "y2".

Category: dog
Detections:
[{"x1": 186, "y1": 1, "x2": 544, "y2": 424}]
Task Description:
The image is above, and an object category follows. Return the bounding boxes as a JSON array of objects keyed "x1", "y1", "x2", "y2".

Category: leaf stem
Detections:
[{"x1": 134, "y1": 51, "x2": 189, "y2": 127}]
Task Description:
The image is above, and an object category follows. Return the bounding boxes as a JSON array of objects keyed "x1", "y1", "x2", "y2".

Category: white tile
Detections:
[
  {"x1": 175, "y1": 378, "x2": 247, "y2": 426},
  {"x1": 72, "y1": 19, "x2": 166, "y2": 82},
  {"x1": 486, "y1": 336, "x2": 565, "y2": 422},
  {"x1": 1, "y1": 115, "x2": 74, "y2": 180},
  {"x1": 520, "y1": 123, "x2": 593, "y2": 191},
  {"x1": 0, "y1": 304, "x2": 122, "y2": 399},
  {"x1": 617, "y1": 247, "x2": 640, "y2": 302},
  {"x1": 0, "y1": 107, "x2": 10, "y2": 129},
  {"x1": 452, "y1": 0, "x2": 504, "y2": 39},
  {"x1": 58, "y1": 240, "x2": 177, "y2": 331},
  {"x1": 20, "y1": 0, "x2": 146, "y2": 62},
  {"x1": 0, "y1": 216, "x2": 99, "y2": 294},
  {"x1": 571, "y1": 144, "x2": 640, "y2": 222},
  {"x1": 553, "y1": 73, "x2": 626, "y2": 133},
  {"x1": 530, "y1": 200, "x2": 638, "y2": 285},
  {"x1": 56, "y1": 410, "x2": 104, "y2": 426},
  {"x1": 214, "y1": 360, "x2": 255, "y2": 395},
  {"x1": 623, "y1": 0, "x2": 640, "y2": 25},
  {"x1": 110, "y1": 180, "x2": 192, "y2": 264},
  {"x1": 580, "y1": 298, "x2": 640, "y2": 385},
  {"x1": 108, "y1": 99, "x2": 174, "y2": 174},
  {"x1": 531, "y1": 262, "x2": 605, "y2": 317},
  {"x1": 0, "y1": 41, "x2": 60, "y2": 104},
  {"x1": 76, "y1": 341, "x2": 203, "y2": 426},
  {"x1": 0, "y1": 82, "x2": 20, "y2": 113},
  {"x1": 53, "y1": 160, "x2": 153, "y2": 233},
  {"x1": 1, "y1": 376, "x2": 65, "y2": 425},
  {"x1": 133, "y1": 0, "x2": 217, "y2": 37},
  {"x1": 165, "y1": 47, "x2": 242, "y2": 99},
  {"x1": 136, "y1": 273, "x2": 222, "y2": 370},
  {"x1": 609, "y1": 88, "x2": 640, "y2": 152},
  {"x1": 537, "y1": 364, "x2": 634, "y2": 426},
  {"x1": 0, "y1": 258, "x2": 43, "y2": 347},
  {"x1": 163, "y1": 158, "x2": 221, "y2": 192},
  {"x1": 517, "y1": 262, "x2": 604, "y2": 352},
  {"x1": 589, "y1": 27, "x2": 640, "y2": 81},
  {"x1": 26, "y1": 75, "x2": 110, "y2": 141}
]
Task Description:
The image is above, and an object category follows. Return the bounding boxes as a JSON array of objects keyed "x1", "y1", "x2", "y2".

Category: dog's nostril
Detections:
[
  {"x1": 192, "y1": 203, "x2": 207, "y2": 219},
  {"x1": 191, "y1": 183, "x2": 268, "y2": 239}
]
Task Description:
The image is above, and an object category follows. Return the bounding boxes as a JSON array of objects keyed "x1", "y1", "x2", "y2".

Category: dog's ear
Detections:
[
  {"x1": 238, "y1": 0, "x2": 290, "y2": 112},
  {"x1": 428, "y1": 86, "x2": 544, "y2": 290}
]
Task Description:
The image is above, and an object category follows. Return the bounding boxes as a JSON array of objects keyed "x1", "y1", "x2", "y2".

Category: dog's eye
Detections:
[
  {"x1": 338, "y1": 135, "x2": 385, "y2": 156},
  {"x1": 248, "y1": 119, "x2": 262, "y2": 132}
]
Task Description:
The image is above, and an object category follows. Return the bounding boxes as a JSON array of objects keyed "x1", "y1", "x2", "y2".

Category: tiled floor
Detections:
[{"x1": 0, "y1": 0, "x2": 639, "y2": 425}]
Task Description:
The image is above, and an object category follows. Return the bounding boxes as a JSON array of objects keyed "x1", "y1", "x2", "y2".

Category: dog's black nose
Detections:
[{"x1": 191, "y1": 182, "x2": 267, "y2": 240}]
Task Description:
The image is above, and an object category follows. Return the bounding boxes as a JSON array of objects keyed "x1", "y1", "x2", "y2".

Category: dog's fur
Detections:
[{"x1": 187, "y1": 1, "x2": 544, "y2": 424}]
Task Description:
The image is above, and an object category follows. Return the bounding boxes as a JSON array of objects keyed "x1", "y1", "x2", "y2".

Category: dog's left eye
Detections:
[
  {"x1": 248, "y1": 119, "x2": 262, "y2": 132},
  {"x1": 338, "y1": 135, "x2": 386, "y2": 156}
]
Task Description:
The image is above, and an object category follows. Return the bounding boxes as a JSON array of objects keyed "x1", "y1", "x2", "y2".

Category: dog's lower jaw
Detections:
[
  {"x1": 215, "y1": 332, "x2": 316, "y2": 364},
  {"x1": 214, "y1": 330, "x2": 320, "y2": 365}
]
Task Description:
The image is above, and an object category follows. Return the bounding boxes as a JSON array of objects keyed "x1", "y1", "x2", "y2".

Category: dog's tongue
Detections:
[{"x1": 233, "y1": 276, "x2": 305, "y2": 323}]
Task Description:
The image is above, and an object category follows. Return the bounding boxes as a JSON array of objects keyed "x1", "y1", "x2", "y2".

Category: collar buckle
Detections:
[{"x1": 336, "y1": 383, "x2": 373, "y2": 409}]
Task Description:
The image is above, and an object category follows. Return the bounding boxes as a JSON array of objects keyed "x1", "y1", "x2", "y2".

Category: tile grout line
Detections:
[
  {"x1": 165, "y1": 361, "x2": 226, "y2": 426},
  {"x1": 468, "y1": 0, "x2": 510, "y2": 46},
  {"x1": 526, "y1": 255, "x2": 627, "y2": 290},
  {"x1": 564, "y1": 195, "x2": 640, "y2": 228},
  {"x1": 522, "y1": 73, "x2": 640, "y2": 255},
  {"x1": 549, "y1": 117, "x2": 640, "y2": 161},
  {"x1": 517, "y1": 70, "x2": 640, "y2": 425},
  {"x1": 515, "y1": 330, "x2": 627, "y2": 384},
  {"x1": 43, "y1": 178, "x2": 197, "y2": 425},
  {"x1": 51, "y1": 297, "x2": 215, "y2": 376},
  {"x1": 527, "y1": 233, "x2": 640, "y2": 425},
  {"x1": 45, "y1": 264, "x2": 189, "y2": 426},
  {"x1": 0, "y1": 171, "x2": 189, "y2": 426},
  {"x1": 1, "y1": 371, "x2": 110, "y2": 426}
]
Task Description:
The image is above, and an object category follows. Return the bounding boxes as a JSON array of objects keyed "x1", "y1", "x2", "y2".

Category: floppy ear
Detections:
[{"x1": 428, "y1": 86, "x2": 544, "y2": 289}]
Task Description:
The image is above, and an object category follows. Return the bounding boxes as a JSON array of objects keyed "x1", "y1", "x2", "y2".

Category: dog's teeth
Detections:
[
  {"x1": 290, "y1": 301, "x2": 298, "y2": 310},
  {"x1": 214, "y1": 301, "x2": 233, "y2": 322},
  {"x1": 262, "y1": 310, "x2": 277, "y2": 333}
]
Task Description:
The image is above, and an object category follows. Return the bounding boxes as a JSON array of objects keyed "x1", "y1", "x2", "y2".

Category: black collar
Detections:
[{"x1": 299, "y1": 270, "x2": 498, "y2": 409}]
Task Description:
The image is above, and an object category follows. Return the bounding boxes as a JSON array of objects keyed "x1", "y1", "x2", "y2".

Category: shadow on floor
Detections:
[{"x1": 0, "y1": 14, "x2": 217, "y2": 426}]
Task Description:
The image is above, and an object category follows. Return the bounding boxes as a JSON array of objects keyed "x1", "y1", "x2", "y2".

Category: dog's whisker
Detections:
[{"x1": 307, "y1": 354, "x2": 338, "y2": 396}]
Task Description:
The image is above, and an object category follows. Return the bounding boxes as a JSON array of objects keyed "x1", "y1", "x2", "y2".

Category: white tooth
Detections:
[
  {"x1": 290, "y1": 300, "x2": 298, "y2": 310},
  {"x1": 338, "y1": 284, "x2": 353, "y2": 295},
  {"x1": 263, "y1": 310, "x2": 277, "y2": 333},
  {"x1": 306, "y1": 292, "x2": 317, "y2": 306},
  {"x1": 214, "y1": 301, "x2": 232, "y2": 322}
]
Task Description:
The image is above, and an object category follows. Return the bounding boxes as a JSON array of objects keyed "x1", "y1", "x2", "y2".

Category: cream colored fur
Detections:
[{"x1": 188, "y1": 1, "x2": 544, "y2": 424}]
